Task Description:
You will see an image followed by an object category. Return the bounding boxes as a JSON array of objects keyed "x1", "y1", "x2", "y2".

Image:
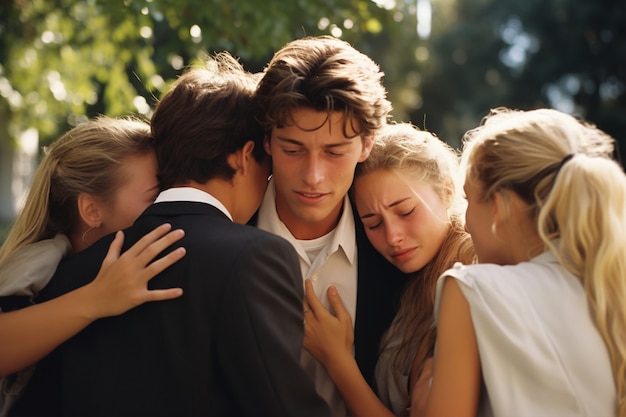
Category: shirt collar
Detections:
[{"x1": 154, "y1": 187, "x2": 232, "y2": 221}]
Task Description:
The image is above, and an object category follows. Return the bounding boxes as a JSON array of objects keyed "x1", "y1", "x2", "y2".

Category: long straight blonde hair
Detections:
[{"x1": 0, "y1": 116, "x2": 153, "y2": 286}]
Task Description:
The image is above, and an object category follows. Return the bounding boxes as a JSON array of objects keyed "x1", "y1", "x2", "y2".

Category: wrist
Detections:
[
  {"x1": 70, "y1": 284, "x2": 102, "y2": 322},
  {"x1": 324, "y1": 348, "x2": 356, "y2": 376}
]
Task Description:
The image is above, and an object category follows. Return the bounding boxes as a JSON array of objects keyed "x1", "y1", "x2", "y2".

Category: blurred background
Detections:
[{"x1": 1, "y1": 0, "x2": 624, "y2": 238}]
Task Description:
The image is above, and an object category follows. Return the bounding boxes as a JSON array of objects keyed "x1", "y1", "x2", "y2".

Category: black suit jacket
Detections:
[{"x1": 12, "y1": 202, "x2": 330, "y2": 417}]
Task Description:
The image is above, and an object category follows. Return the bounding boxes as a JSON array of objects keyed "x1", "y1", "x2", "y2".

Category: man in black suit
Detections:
[
  {"x1": 253, "y1": 36, "x2": 407, "y2": 416},
  {"x1": 12, "y1": 52, "x2": 330, "y2": 417}
]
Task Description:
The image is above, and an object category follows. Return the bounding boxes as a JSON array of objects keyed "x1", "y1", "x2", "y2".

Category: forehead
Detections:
[
  {"x1": 276, "y1": 108, "x2": 360, "y2": 140},
  {"x1": 356, "y1": 169, "x2": 436, "y2": 203},
  {"x1": 118, "y1": 151, "x2": 157, "y2": 180}
]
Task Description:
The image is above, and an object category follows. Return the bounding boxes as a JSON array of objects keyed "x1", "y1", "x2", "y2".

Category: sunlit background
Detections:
[{"x1": 1, "y1": 0, "x2": 624, "y2": 237}]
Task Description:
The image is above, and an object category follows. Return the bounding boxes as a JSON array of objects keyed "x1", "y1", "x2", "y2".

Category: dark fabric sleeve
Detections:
[{"x1": 215, "y1": 234, "x2": 330, "y2": 417}]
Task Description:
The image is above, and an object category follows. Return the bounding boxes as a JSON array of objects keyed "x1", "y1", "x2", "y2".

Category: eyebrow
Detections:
[
  {"x1": 359, "y1": 197, "x2": 413, "y2": 219},
  {"x1": 275, "y1": 135, "x2": 353, "y2": 149}
]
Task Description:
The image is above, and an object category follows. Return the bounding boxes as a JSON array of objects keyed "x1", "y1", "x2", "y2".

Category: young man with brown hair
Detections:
[{"x1": 254, "y1": 36, "x2": 407, "y2": 416}]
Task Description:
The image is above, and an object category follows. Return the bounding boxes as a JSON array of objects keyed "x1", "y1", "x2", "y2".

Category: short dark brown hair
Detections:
[
  {"x1": 256, "y1": 35, "x2": 392, "y2": 140},
  {"x1": 151, "y1": 52, "x2": 265, "y2": 189}
]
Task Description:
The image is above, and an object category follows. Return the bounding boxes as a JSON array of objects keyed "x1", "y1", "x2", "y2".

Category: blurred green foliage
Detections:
[
  {"x1": 0, "y1": 0, "x2": 390, "y2": 147},
  {"x1": 1, "y1": 0, "x2": 624, "y2": 162}
]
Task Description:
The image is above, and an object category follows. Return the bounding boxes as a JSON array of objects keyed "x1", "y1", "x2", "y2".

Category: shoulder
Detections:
[
  {"x1": 223, "y1": 226, "x2": 303, "y2": 297},
  {"x1": 442, "y1": 262, "x2": 502, "y2": 287},
  {"x1": 236, "y1": 223, "x2": 295, "y2": 248},
  {"x1": 0, "y1": 234, "x2": 72, "y2": 298},
  {"x1": 229, "y1": 224, "x2": 299, "y2": 266},
  {"x1": 435, "y1": 260, "x2": 559, "y2": 319},
  {"x1": 444, "y1": 263, "x2": 540, "y2": 305},
  {"x1": 434, "y1": 262, "x2": 522, "y2": 316},
  {"x1": 43, "y1": 233, "x2": 114, "y2": 300}
]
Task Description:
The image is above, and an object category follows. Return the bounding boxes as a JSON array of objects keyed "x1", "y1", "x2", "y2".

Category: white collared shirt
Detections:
[
  {"x1": 257, "y1": 178, "x2": 358, "y2": 417},
  {"x1": 154, "y1": 187, "x2": 232, "y2": 221}
]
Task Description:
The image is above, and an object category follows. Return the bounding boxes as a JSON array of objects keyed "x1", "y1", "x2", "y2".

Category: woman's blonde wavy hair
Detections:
[
  {"x1": 0, "y1": 116, "x2": 153, "y2": 285},
  {"x1": 352, "y1": 122, "x2": 475, "y2": 402},
  {"x1": 462, "y1": 107, "x2": 626, "y2": 416}
]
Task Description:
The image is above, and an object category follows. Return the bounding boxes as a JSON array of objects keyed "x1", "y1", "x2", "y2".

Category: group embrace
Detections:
[{"x1": 0, "y1": 35, "x2": 624, "y2": 417}]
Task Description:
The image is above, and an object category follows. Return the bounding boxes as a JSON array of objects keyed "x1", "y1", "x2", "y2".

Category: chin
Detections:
[
  {"x1": 295, "y1": 208, "x2": 335, "y2": 224},
  {"x1": 401, "y1": 260, "x2": 427, "y2": 275}
]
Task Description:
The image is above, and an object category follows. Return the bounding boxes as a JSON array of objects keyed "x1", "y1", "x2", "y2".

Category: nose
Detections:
[
  {"x1": 385, "y1": 221, "x2": 404, "y2": 246},
  {"x1": 302, "y1": 154, "x2": 325, "y2": 187}
]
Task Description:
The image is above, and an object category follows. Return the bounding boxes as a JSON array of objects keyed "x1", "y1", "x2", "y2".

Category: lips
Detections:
[
  {"x1": 295, "y1": 191, "x2": 328, "y2": 203},
  {"x1": 391, "y1": 247, "x2": 416, "y2": 261}
]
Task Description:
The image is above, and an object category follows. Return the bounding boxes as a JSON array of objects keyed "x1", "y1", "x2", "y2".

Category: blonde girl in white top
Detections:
[{"x1": 424, "y1": 108, "x2": 625, "y2": 417}]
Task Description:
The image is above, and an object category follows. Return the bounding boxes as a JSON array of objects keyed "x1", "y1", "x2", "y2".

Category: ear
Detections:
[
  {"x1": 358, "y1": 135, "x2": 375, "y2": 163},
  {"x1": 492, "y1": 190, "x2": 509, "y2": 224},
  {"x1": 227, "y1": 140, "x2": 256, "y2": 176},
  {"x1": 77, "y1": 193, "x2": 104, "y2": 228}
]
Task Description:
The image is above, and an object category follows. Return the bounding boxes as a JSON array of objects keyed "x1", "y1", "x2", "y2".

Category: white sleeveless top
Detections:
[{"x1": 435, "y1": 250, "x2": 616, "y2": 417}]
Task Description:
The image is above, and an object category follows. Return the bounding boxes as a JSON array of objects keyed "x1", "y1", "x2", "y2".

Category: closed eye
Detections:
[
  {"x1": 366, "y1": 221, "x2": 382, "y2": 230},
  {"x1": 361, "y1": 215, "x2": 382, "y2": 230},
  {"x1": 401, "y1": 207, "x2": 416, "y2": 217},
  {"x1": 282, "y1": 148, "x2": 301, "y2": 155}
]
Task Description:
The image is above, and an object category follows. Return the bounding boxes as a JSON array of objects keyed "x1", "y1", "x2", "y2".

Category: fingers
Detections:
[
  {"x1": 124, "y1": 223, "x2": 174, "y2": 257},
  {"x1": 103, "y1": 230, "x2": 125, "y2": 264},
  {"x1": 327, "y1": 285, "x2": 350, "y2": 322},
  {"x1": 126, "y1": 226, "x2": 185, "y2": 266},
  {"x1": 304, "y1": 279, "x2": 324, "y2": 315},
  {"x1": 143, "y1": 288, "x2": 184, "y2": 302},
  {"x1": 143, "y1": 246, "x2": 187, "y2": 279},
  {"x1": 87, "y1": 225, "x2": 187, "y2": 318}
]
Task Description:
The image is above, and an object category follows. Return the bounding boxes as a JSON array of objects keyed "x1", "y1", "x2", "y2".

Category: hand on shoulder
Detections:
[{"x1": 80, "y1": 224, "x2": 186, "y2": 319}]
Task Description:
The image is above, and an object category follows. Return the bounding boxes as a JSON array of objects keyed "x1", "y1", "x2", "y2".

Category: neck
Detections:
[
  {"x1": 70, "y1": 226, "x2": 91, "y2": 254},
  {"x1": 513, "y1": 234, "x2": 545, "y2": 263}
]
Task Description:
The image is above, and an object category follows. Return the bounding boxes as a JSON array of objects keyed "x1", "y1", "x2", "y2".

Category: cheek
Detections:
[
  {"x1": 120, "y1": 196, "x2": 152, "y2": 225},
  {"x1": 132, "y1": 199, "x2": 151, "y2": 217},
  {"x1": 268, "y1": 154, "x2": 292, "y2": 177},
  {"x1": 465, "y1": 206, "x2": 476, "y2": 233}
]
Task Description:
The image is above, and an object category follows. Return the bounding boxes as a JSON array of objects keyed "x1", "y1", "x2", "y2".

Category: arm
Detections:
[
  {"x1": 416, "y1": 277, "x2": 481, "y2": 417},
  {"x1": 303, "y1": 279, "x2": 395, "y2": 417},
  {"x1": 0, "y1": 224, "x2": 186, "y2": 376}
]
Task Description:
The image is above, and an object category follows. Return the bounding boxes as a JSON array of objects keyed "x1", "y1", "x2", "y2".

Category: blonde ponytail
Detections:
[
  {"x1": 540, "y1": 156, "x2": 626, "y2": 416},
  {"x1": 464, "y1": 107, "x2": 625, "y2": 416}
]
